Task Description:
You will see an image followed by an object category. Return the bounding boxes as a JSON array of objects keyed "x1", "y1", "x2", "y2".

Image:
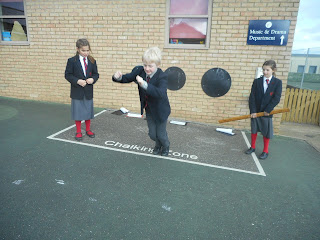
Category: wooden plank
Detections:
[
  {"x1": 282, "y1": 87, "x2": 320, "y2": 125},
  {"x1": 286, "y1": 88, "x2": 295, "y2": 122},
  {"x1": 281, "y1": 88, "x2": 290, "y2": 121},
  {"x1": 313, "y1": 91, "x2": 320, "y2": 125},
  {"x1": 290, "y1": 88, "x2": 299, "y2": 122},
  {"x1": 294, "y1": 88, "x2": 303, "y2": 123},
  {"x1": 298, "y1": 89, "x2": 307, "y2": 123},
  {"x1": 302, "y1": 90, "x2": 312, "y2": 123},
  {"x1": 307, "y1": 90, "x2": 316, "y2": 124}
]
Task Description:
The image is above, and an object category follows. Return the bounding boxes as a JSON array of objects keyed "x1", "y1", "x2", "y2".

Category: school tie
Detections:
[
  {"x1": 84, "y1": 57, "x2": 88, "y2": 72},
  {"x1": 266, "y1": 79, "x2": 269, "y2": 84}
]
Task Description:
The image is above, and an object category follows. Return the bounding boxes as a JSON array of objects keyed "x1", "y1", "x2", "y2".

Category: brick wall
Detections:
[{"x1": 0, "y1": 0, "x2": 300, "y2": 133}]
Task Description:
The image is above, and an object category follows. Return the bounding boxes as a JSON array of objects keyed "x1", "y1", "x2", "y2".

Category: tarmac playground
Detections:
[{"x1": 1, "y1": 96, "x2": 320, "y2": 239}]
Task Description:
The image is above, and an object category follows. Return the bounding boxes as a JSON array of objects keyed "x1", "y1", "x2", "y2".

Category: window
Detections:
[
  {"x1": 0, "y1": 0, "x2": 28, "y2": 45},
  {"x1": 297, "y1": 65, "x2": 305, "y2": 73},
  {"x1": 165, "y1": 0, "x2": 212, "y2": 49},
  {"x1": 308, "y1": 66, "x2": 317, "y2": 74}
]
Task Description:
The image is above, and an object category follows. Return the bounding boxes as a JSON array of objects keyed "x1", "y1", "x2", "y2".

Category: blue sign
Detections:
[{"x1": 247, "y1": 20, "x2": 290, "y2": 46}]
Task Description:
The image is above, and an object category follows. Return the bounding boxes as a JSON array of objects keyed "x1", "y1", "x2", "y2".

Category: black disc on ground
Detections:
[
  {"x1": 201, "y1": 68, "x2": 231, "y2": 97},
  {"x1": 165, "y1": 67, "x2": 186, "y2": 91}
]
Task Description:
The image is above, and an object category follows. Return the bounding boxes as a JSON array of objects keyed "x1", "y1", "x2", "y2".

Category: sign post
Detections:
[{"x1": 247, "y1": 20, "x2": 290, "y2": 46}]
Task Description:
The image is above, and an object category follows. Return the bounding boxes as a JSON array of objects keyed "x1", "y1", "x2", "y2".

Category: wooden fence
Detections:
[{"x1": 282, "y1": 88, "x2": 320, "y2": 125}]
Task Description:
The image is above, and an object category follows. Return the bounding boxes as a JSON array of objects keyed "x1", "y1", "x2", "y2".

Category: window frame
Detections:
[
  {"x1": 164, "y1": 0, "x2": 213, "y2": 50},
  {"x1": 297, "y1": 65, "x2": 305, "y2": 73},
  {"x1": 308, "y1": 66, "x2": 317, "y2": 74},
  {"x1": 0, "y1": 0, "x2": 30, "y2": 45}
]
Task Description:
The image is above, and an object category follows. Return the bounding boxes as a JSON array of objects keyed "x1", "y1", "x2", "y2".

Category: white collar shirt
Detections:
[
  {"x1": 79, "y1": 55, "x2": 87, "y2": 76},
  {"x1": 141, "y1": 69, "x2": 158, "y2": 90},
  {"x1": 146, "y1": 68, "x2": 157, "y2": 80},
  {"x1": 263, "y1": 76, "x2": 272, "y2": 93}
]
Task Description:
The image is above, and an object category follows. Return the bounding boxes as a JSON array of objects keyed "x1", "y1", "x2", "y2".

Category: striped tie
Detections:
[{"x1": 84, "y1": 57, "x2": 88, "y2": 72}]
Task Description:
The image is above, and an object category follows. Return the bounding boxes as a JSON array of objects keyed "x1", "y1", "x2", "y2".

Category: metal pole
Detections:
[{"x1": 300, "y1": 48, "x2": 310, "y2": 89}]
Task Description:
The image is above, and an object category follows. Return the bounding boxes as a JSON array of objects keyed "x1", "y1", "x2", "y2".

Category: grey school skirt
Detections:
[
  {"x1": 251, "y1": 117, "x2": 273, "y2": 139},
  {"x1": 71, "y1": 97, "x2": 94, "y2": 121}
]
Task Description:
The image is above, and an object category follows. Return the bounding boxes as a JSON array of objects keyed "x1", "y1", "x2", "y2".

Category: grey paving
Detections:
[
  {"x1": 279, "y1": 121, "x2": 320, "y2": 152},
  {"x1": 49, "y1": 109, "x2": 261, "y2": 175},
  {"x1": 1, "y1": 96, "x2": 320, "y2": 240}
]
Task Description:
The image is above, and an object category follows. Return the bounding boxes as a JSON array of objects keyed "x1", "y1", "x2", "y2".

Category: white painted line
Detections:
[
  {"x1": 47, "y1": 109, "x2": 266, "y2": 176},
  {"x1": 92, "y1": 110, "x2": 107, "y2": 117},
  {"x1": 47, "y1": 110, "x2": 107, "y2": 139},
  {"x1": 47, "y1": 124, "x2": 76, "y2": 139},
  {"x1": 48, "y1": 135, "x2": 266, "y2": 176},
  {"x1": 241, "y1": 131, "x2": 266, "y2": 176}
]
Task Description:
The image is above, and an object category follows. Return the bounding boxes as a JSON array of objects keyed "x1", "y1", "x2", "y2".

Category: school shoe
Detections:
[
  {"x1": 245, "y1": 147, "x2": 255, "y2": 154},
  {"x1": 161, "y1": 146, "x2": 170, "y2": 156},
  {"x1": 86, "y1": 130, "x2": 95, "y2": 138},
  {"x1": 75, "y1": 132, "x2": 82, "y2": 141},
  {"x1": 259, "y1": 152, "x2": 268, "y2": 159},
  {"x1": 153, "y1": 145, "x2": 162, "y2": 155}
]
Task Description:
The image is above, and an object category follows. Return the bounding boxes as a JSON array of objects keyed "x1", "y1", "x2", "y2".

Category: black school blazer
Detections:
[
  {"x1": 65, "y1": 55, "x2": 99, "y2": 100},
  {"x1": 112, "y1": 66, "x2": 171, "y2": 123},
  {"x1": 249, "y1": 76, "x2": 282, "y2": 117}
]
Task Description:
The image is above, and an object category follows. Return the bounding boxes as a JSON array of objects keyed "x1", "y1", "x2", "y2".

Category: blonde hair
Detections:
[{"x1": 142, "y1": 47, "x2": 162, "y2": 66}]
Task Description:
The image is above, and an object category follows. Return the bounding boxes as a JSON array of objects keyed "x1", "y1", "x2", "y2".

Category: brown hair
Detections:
[
  {"x1": 263, "y1": 60, "x2": 277, "y2": 75},
  {"x1": 75, "y1": 38, "x2": 95, "y2": 63},
  {"x1": 262, "y1": 60, "x2": 277, "y2": 76}
]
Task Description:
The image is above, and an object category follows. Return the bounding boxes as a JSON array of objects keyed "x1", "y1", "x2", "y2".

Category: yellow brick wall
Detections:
[{"x1": 0, "y1": 0, "x2": 299, "y2": 133}]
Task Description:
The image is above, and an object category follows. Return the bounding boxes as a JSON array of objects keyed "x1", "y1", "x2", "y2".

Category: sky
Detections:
[{"x1": 292, "y1": 0, "x2": 320, "y2": 52}]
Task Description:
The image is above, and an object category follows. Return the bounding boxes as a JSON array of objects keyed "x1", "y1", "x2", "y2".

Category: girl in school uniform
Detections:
[
  {"x1": 245, "y1": 60, "x2": 282, "y2": 159},
  {"x1": 112, "y1": 47, "x2": 171, "y2": 156},
  {"x1": 65, "y1": 38, "x2": 99, "y2": 141}
]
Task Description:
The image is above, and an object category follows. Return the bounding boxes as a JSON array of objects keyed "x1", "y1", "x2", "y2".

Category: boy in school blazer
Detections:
[
  {"x1": 113, "y1": 65, "x2": 171, "y2": 123},
  {"x1": 112, "y1": 47, "x2": 171, "y2": 156}
]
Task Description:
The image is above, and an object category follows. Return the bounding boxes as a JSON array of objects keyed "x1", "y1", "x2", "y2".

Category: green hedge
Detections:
[{"x1": 288, "y1": 72, "x2": 320, "y2": 83}]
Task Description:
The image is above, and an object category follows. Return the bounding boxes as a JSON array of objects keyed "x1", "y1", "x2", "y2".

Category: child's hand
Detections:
[
  {"x1": 114, "y1": 71, "x2": 122, "y2": 79},
  {"x1": 250, "y1": 113, "x2": 257, "y2": 118},
  {"x1": 77, "y1": 79, "x2": 87, "y2": 87},
  {"x1": 86, "y1": 78, "x2": 94, "y2": 84},
  {"x1": 136, "y1": 76, "x2": 144, "y2": 86}
]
